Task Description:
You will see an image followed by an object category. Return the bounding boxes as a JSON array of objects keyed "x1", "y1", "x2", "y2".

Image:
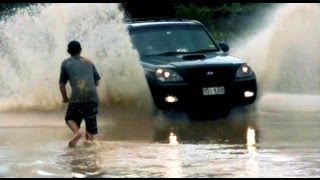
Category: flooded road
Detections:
[{"x1": 1, "y1": 95, "x2": 320, "y2": 178}]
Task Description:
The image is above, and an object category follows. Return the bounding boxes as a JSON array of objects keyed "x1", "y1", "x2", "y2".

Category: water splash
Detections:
[
  {"x1": 232, "y1": 3, "x2": 320, "y2": 95},
  {"x1": 0, "y1": 3, "x2": 152, "y2": 112}
]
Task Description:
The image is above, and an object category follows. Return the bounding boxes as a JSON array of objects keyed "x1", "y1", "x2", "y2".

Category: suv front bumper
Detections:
[{"x1": 148, "y1": 76, "x2": 257, "y2": 111}]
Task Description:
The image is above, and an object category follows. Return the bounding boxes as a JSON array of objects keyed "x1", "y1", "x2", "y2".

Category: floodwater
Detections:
[
  {"x1": 1, "y1": 94, "x2": 320, "y2": 178},
  {"x1": 1, "y1": 3, "x2": 320, "y2": 178}
]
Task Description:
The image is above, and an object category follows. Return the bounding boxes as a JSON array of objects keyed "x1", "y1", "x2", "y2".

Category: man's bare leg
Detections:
[{"x1": 67, "y1": 120, "x2": 82, "y2": 147}]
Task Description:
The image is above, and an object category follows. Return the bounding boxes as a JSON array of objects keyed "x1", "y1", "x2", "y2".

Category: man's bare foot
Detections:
[
  {"x1": 85, "y1": 133, "x2": 94, "y2": 141},
  {"x1": 68, "y1": 133, "x2": 82, "y2": 148}
]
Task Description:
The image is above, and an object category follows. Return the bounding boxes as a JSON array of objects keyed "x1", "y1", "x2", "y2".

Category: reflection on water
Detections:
[
  {"x1": 245, "y1": 127, "x2": 259, "y2": 177},
  {"x1": 1, "y1": 107, "x2": 320, "y2": 177},
  {"x1": 165, "y1": 131, "x2": 182, "y2": 177},
  {"x1": 247, "y1": 127, "x2": 256, "y2": 147},
  {"x1": 169, "y1": 132, "x2": 179, "y2": 145},
  {"x1": 151, "y1": 111, "x2": 259, "y2": 145},
  {"x1": 163, "y1": 145, "x2": 182, "y2": 178}
]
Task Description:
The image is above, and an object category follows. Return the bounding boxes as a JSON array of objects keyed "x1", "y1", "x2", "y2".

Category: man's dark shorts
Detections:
[{"x1": 65, "y1": 102, "x2": 98, "y2": 134}]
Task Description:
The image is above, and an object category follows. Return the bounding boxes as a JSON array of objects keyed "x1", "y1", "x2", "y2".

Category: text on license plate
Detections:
[{"x1": 202, "y1": 86, "x2": 225, "y2": 96}]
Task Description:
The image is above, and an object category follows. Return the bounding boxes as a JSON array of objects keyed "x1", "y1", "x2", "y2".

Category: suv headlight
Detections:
[
  {"x1": 235, "y1": 64, "x2": 253, "y2": 78},
  {"x1": 155, "y1": 68, "x2": 184, "y2": 82}
]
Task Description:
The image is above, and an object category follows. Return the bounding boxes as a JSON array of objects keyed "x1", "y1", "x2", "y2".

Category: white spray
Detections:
[
  {"x1": 231, "y1": 3, "x2": 320, "y2": 112},
  {"x1": 0, "y1": 3, "x2": 152, "y2": 112},
  {"x1": 232, "y1": 3, "x2": 320, "y2": 95}
]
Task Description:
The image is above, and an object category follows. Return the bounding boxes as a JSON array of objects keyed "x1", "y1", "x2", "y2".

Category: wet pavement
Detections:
[{"x1": 0, "y1": 95, "x2": 320, "y2": 178}]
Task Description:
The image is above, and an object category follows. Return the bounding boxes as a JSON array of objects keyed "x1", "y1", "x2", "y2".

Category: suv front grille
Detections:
[{"x1": 184, "y1": 66, "x2": 234, "y2": 85}]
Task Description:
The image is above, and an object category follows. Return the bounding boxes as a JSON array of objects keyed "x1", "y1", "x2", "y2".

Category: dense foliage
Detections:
[
  {"x1": 124, "y1": 3, "x2": 277, "y2": 42},
  {"x1": 0, "y1": 3, "x2": 276, "y2": 42}
]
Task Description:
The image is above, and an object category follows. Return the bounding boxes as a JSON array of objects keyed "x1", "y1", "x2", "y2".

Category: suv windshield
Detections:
[{"x1": 129, "y1": 24, "x2": 219, "y2": 56}]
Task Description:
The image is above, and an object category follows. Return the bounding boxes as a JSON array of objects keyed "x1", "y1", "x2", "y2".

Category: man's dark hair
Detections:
[{"x1": 67, "y1": 40, "x2": 82, "y2": 56}]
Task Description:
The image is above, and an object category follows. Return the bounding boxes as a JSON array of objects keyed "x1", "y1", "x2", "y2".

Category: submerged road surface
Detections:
[{"x1": 0, "y1": 93, "x2": 320, "y2": 178}]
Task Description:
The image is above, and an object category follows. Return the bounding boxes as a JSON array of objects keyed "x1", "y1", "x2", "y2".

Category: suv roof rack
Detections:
[{"x1": 125, "y1": 17, "x2": 191, "y2": 23}]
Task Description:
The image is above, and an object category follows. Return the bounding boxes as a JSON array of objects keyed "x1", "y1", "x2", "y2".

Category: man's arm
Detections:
[
  {"x1": 59, "y1": 61, "x2": 69, "y2": 103},
  {"x1": 92, "y1": 64, "x2": 101, "y2": 87},
  {"x1": 60, "y1": 85, "x2": 69, "y2": 103}
]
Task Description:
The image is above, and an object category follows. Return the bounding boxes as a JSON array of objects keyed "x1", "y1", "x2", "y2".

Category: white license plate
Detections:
[{"x1": 202, "y1": 86, "x2": 225, "y2": 96}]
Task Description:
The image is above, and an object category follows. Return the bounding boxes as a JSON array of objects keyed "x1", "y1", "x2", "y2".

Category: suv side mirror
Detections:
[{"x1": 219, "y1": 42, "x2": 229, "y2": 53}]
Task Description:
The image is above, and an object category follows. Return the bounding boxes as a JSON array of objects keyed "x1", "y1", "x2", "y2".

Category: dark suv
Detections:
[{"x1": 127, "y1": 18, "x2": 257, "y2": 117}]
